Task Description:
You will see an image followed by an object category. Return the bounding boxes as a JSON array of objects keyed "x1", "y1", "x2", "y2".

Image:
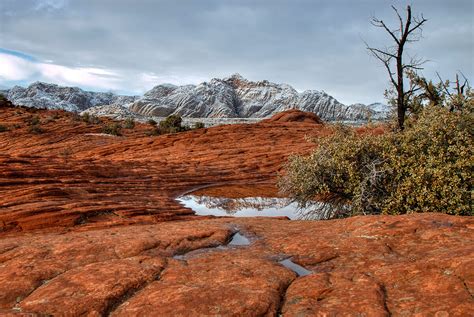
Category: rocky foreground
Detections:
[{"x1": 0, "y1": 105, "x2": 472, "y2": 316}]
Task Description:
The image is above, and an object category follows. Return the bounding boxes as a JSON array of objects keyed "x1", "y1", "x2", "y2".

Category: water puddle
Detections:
[
  {"x1": 172, "y1": 228, "x2": 312, "y2": 277},
  {"x1": 177, "y1": 195, "x2": 332, "y2": 220},
  {"x1": 228, "y1": 232, "x2": 251, "y2": 246},
  {"x1": 279, "y1": 258, "x2": 312, "y2": 277},
  {"x1": 172, "y1": 230, "x2": 251, "y2": 260}
]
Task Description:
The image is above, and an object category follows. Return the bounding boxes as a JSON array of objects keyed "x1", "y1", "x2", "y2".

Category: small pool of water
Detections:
[
  {"x1": 228, "y1": 232, "x2": 251, "y2": 246},
  {"x1": 279, "y1": 258, "x2": 312, "y2": 276},
  {"x1": 177, "y1": 194, "x2": 330, "y2": 220},
  {"x1": 172, "y1": 230, "x2": 251, "y2": 260}
]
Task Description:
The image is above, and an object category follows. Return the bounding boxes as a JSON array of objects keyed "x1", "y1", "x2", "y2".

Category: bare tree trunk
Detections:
[
  {"x1": 396, "y1": 55, "x2": 405, "y2": 129},
  {"x1": 366, "y1": 5, "x2": 427, "y2": 130}
]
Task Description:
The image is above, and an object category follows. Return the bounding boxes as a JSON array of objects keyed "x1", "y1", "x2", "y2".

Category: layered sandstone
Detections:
[{"x1": 0, "y1": 104, "x2": 472, "y2": 316}]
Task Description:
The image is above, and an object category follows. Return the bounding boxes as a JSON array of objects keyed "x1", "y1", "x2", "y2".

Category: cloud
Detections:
[
  {"x1": 34, "y1": 0, "x2": 68, "y2": 11},
  {"x1": 0, "y1": 54, "x2": 37, "y2": 81},
  {"x1": 0, "y1": 50, "x2": 208, "y2": 94},
  {"x1": 0, "y1": 52, "x2": 122, "y2": 91},
  {"x1": 0, "y1": 0, "x2": 472, "y2": 104}
]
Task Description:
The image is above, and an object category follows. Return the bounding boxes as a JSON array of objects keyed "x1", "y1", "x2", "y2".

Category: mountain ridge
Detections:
[
  {"x1": 4, "y1": 81, "x2": 138, "y2": 112},
  {"x1": 3, "y1": 75, "x2": 389, "y2": 121}
]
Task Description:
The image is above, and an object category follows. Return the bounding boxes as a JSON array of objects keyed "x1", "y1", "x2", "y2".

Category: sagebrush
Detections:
[{"x1": 280, "y1": 105, "x2": 473, "y2": 218}]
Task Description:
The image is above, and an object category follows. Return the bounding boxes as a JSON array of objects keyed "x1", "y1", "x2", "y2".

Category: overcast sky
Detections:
[{"x1": 0, "y1": 0, "x2": 472, "y2": 104}]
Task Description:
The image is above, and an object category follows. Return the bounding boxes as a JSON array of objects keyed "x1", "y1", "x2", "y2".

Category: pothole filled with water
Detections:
[
  {"x1": 279, "y1": 258, "x2": 312, "y2": 276},
  {"x1": 177, "y1": 193, "x2": 338, "y2": 220}
]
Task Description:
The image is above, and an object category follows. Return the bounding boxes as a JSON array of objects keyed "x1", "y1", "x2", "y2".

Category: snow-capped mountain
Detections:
[
  {"x1": 5, "y1": 82, "x2": 138, "y2": 112},
  {"x1": 347, "y1": 102, "x2": 392, "y2": 121},
  {"x1": 129, "y1": 74, "x2": 385, "y2": 121},
  {"x1": 3, "y1": 76, "x2": 389, "y2": 122}
]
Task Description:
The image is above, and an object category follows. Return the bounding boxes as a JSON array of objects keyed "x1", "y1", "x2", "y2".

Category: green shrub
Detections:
[
  {"x1": 193, "y1": 122, "x2": 205, "y2": 129},
  {"x1": 145, "y1": 115, "x2": 190, "y2": 135},
  {"x1": 28, "y1": 115, "x2": 40, "y2": 126},
  {"x1": 280, "y1": 106, "x2": 473, "y2": 218},
  {"x1": 102, "y1": 122, "x2": 122, "y2": 136},
  {"x1": 44, "y1": 115, "x2": 57, "y2": 124},
  {"x1": 26, "y1": 115, "x2": 43, "y2": 134},
  {"x1": 159, "y1": 115, "x2": 182, "y2": 131},
  {"x1": 28, "y1": 124, "x2": 43, "y2": 134},
  {"x1": 0, "y1": 124, "x2": 8, "y2": 132},
  {"x1": 124, "y1": 118, "x2": 135, "y2": 129},
  {"x1": 81, "y1": 113, "x2": 101, "y2": 124},
  {"x1": 158, "y1": 114, "x2": 188, "y2": 134},
  {"x1": 82, "y1": 112, "x2": 90, "y2": 123}
]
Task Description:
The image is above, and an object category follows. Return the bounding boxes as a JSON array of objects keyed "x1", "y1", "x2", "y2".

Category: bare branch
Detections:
[
  {"x1": 405, "y1": 86, "x2": 422, "y2": 97},
  {"x1": 436, "y1": 72, "x2": 452, "y2": 97},
  {"x1": 391, "y1": 5, "x2": 404, "y2": 32},
  {"x1": 366, "y1": 45, "x2": 397, "y2": 88},
  {"x1": 371, "y1": 17, "x2": 400, "y2": 44},
  {"x1": 367, "y1": 47, "x2": 397, "y2": 59},
  {"x1": 403, "y1": 57, "x2": 428, "y2": 70},
  {"x1": 407, "y1": 14, "x2": 427, "y2": 36},
  {"x1": 457, "y1": 71, "x2": 470, "y2": 91}
]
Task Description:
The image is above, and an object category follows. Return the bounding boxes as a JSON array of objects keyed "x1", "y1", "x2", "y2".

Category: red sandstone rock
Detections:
[
  {"x1": 262, "y1": 109, "x2": 323, "y2": 124},
  {"x1": 0, "y1": 107, "x2": 472, "y2": 315}
]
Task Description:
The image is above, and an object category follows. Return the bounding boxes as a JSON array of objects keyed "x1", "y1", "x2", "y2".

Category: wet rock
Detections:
[
  {"x1": 112, "y1": 252, "x2": 295, "y2": 316},
  {"x1": 0, "y1": 106, "x2": 472, "y2": 315},
  {"x1": 20, "y1": 256, "x2": 166, "y2": 316}
]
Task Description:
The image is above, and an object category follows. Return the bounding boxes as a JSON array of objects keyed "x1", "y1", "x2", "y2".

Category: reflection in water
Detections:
[
  {"x1": 279, "y1": 258, "x2": 312, "y2": 276},
  {"x1": 177, "y1": 195, "x2": 346, "y2": 220},
  {"x1": 228, "y1": 232, "x2": 251, "y2": 246}
]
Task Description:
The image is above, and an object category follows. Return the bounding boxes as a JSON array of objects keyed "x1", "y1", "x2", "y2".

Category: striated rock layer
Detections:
[
  {"x1": 129, "y1": 74, "x2": 387, "y2": 121},
  {"x1": 0, "y1": 104, "x2": 472, "y2": 316},
  {"x1": 3, "y1": 75, "x2": 389, "y2": 122},
  {"x1": 5, "y1": 82, "x2": 137, "y2": 112}
]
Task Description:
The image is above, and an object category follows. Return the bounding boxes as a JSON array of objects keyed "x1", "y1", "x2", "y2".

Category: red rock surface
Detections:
[
  {"x1": 261, "y1": 109, "x2": 324, "y2": 124},
  {"x1": 0, "y1": 104, "x2": 473, "y2": 315}
]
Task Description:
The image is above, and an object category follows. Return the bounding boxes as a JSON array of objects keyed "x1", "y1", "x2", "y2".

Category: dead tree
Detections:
[
  {"x1": 367, "y1": 5, "x2": 427, "y2": 130},
  {"x1": 437, "y1": 72, "x2": 470, "y2": 112}
]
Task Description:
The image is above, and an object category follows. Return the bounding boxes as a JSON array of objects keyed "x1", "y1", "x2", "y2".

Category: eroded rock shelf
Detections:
[{"x1": 0, "y1": 105, "x2": 472, "y2": 316}]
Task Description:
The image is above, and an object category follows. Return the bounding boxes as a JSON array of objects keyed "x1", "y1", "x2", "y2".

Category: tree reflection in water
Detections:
[{"x1": 177, "y1": 195, "x2": 349, "y2": 220}]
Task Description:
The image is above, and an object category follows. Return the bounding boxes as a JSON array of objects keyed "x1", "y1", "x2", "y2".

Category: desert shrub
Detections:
[
  {"x1": 82, "y1": 112, "x2": 90, "y2": 123},
  {"x1": 43, "y1": 115, "x2": 58, "y2": 124},
  {"x1": 28, "y1": 115, "x2": 40, "y2": 126},
  {"x1": 147, "y1": 119, "x2": 157, "y2": 126},
  {"x1": 193, "y1": 122, "x2": 205, "y2": 129},
  {"x1": 102, "y1": 122, "x2": 122, "y2": 136},
  {"x1": 28, "y1": 124, "x2": 43, "y2": 134},
  {"x1": 159, "y1": 115, "x2": 182, "y2": 132},
  {"x1": 158, "y1": 115, "x2": 188, "y2": 134},
  {"x1": 91, "y1": 115, "x2": 101, "y2": 124},
  {"x1": 26, "y1": 115, "x2": 44, "y2": 134},
  {"x1": 0, "y1": 124, "x2": 8, "y2": 132},
  {"x1": 145, "y1": 115, "x2": 190, "y2": 135},
  {"x1": 280, "y1": 105, "x2": 473, "y2": 218},
  {"x1": 124, "y1": 118, "x2": 135, "y2": 129},
  {"x1": 81, "y1": 113, "x2": 101, "y2": 124}
]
